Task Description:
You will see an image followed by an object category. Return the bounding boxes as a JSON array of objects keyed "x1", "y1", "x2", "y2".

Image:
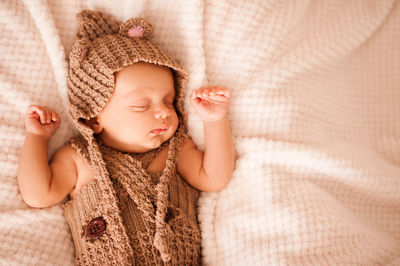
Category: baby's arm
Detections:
[
  {"x1": 18, "y1": 105, "x2": 76, "y2": 208},
  {"x1": 177, "y1": 86, "x2": 235, "y2": 192}
]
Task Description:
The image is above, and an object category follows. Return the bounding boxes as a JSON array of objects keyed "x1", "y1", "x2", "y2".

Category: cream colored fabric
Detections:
[{"x1": 0, "y1": 0, "x2": 399, "y2": 265}]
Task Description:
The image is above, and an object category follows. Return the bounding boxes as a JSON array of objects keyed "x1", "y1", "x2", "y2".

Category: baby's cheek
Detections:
[{"x1": 171, "y1": 112, "x2": 179, "y2": 130}]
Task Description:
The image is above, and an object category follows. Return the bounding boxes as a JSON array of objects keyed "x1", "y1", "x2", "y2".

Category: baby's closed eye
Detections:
[
  {"x1": 131, "y1": 106, "x2": 148, "y2": 112},
  {"x1": 130, "y1": 102, "x2": 150, "y2": 111}
]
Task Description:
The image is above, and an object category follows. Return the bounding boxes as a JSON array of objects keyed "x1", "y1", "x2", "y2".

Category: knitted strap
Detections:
[
  {"x1": 69, "y1": 130, "x2": 135, "y2": 263},
  {"x1": 153, "y1": 128, "x2": 185, "y2": 262}
]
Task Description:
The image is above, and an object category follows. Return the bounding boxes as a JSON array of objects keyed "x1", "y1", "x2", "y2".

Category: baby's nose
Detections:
[{"x1": 154, "y1": 105, "x2": 170, "y2": 119}]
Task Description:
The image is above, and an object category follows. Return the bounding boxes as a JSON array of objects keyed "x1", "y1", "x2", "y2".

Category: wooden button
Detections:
[{"x1": 86, "y1": 217, "x2": 106, "y2": 240}]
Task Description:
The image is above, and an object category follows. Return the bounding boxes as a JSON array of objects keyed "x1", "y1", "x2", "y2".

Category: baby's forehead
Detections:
[
  {"x1": 112, "y1": 82, "x2": 176, "y2": 100},
  {"x1": 112, "y1": 63, "x2": 176, "y2": 96}
]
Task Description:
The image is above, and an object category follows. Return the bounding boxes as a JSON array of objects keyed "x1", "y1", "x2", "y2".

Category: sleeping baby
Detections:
[{"x1": 17, "y1": 10, "x2": 234, "y2": 265}]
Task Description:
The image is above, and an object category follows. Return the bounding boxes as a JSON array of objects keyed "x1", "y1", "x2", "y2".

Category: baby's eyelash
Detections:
[{"x1": 130, "y1": 105, "x2": 149, "y2": 111}]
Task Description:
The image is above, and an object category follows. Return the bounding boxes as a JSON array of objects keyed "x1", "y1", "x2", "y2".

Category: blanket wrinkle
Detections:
[
  {"x1": 1, "y1": 0, "x2": 399, "y2": 265},
  {"x1": 24, "y1": 0, "x2": 70, "y2": 110}
]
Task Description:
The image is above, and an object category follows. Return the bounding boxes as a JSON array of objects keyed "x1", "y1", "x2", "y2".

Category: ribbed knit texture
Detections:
[{"x1": 63, "y1": 132, "x2": 201, "y2": 265}]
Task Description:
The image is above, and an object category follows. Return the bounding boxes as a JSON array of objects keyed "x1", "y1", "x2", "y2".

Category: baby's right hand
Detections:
[{"x1": 24, "y1": 105, "x2": 60, "y2": 139}]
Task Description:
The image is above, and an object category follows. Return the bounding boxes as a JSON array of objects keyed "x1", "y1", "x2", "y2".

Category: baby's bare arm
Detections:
[
  {"x1": 17, "y1": 105, "x2": 76, "y2": 208},
  {"x1": 177, "y1": 86, "x2": 235, "y2": 192}
]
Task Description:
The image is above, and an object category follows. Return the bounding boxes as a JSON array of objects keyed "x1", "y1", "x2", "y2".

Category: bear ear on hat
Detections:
[
  {"x1": 119, "y1": 18, "x2": 153, "y2": 40},
  {"x1": 76, "y1": 10, "x2": 120, "y2": 42}
]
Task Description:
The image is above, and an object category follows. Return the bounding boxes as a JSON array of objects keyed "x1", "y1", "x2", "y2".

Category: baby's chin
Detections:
[
  {"x1": 147, "y1": 133, "x2": 173, "y2": 149},
  {"x1": 101, "y1": 139, "x2": 162, "y2": 154},
  {"x1": 126, "y1": 135, "x2": 173, "y2": 153}
]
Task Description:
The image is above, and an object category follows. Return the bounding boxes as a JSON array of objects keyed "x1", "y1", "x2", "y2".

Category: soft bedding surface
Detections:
[{"x1": 1, "y1": 0, "x2": 399, "y2": 265}]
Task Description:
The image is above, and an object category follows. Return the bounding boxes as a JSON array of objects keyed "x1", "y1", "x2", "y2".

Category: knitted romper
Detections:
[
  {"x1": 62, "y1": 132, "x2": 201, "y2": 265},
  {"x1": 63, "y1": 10, "x2": 201, "y2": 265}
]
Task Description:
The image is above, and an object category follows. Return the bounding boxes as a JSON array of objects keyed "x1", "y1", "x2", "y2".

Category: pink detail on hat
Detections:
[{"x1": 128, "y1": 26, "x2": 144, "y2": 38}]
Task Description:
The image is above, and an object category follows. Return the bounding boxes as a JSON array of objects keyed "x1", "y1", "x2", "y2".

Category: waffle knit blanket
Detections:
[{"x1": 0, "y1": 0, "x2": 399, "y2": 265}]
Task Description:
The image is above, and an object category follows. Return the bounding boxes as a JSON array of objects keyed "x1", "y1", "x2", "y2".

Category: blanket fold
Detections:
[{"x1": 0, "y1": 0, "x2": 399, "y2": 265}]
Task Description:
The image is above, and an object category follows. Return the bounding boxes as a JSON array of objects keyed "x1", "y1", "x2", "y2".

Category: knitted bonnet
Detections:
[
  {"x1": 68, "y1": 10, "x2": 187, "y2": 135},
  {"x1": 67, "y1": 10, "x2": 188, "y2": 262}
]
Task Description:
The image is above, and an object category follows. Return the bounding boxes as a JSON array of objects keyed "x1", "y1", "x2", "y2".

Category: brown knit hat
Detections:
[
  {"x1": 67, "y1": 10, "x2": 189, "y2": 262},
  {"x1": 68, "y1": 10, "x2": 187, "y2": 135}
]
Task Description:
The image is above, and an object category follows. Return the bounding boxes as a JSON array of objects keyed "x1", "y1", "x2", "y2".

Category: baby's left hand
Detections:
[{"x1": 191, "y1": 86, "x2": 231, "y2": 122}]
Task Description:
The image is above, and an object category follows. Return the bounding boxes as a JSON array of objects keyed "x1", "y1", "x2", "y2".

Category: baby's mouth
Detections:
[{"x1": 151, "y1": 125, "x2": 169, "y2": 134}]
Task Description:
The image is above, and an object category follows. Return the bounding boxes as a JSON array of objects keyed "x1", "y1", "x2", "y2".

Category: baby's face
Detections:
[{"x1": 95, "y1": 62, "x2": 179, "y2": 153}]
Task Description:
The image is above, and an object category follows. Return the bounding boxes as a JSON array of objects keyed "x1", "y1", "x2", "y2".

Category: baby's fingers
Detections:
[
  {"x1": 50, "y1": 110, "x2": 59, "y2": 123},
  {"x1": 209, "y1": 86, "x2": 231, "y2": 98},
  {"x1": 27, "y1": 105, "x2": 58, "y2": 124},
  {"x1": 191, "y1": 88, "x2": 202, "y2": 100},
  {"x1": 27, "y1": 105, "x2": 45, "y2": 124},
  {"x1": 207, "y1": 94, "x2": 230, "y2": 103},
  {"x1": 193, "y1": 86, "x2": 231, "y2": 99},
  {"x1": 192, "y1": 87, "x2": 231, "y2": 104}
]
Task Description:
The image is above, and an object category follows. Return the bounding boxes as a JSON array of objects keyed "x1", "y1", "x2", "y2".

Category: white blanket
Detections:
[{"x1": 1, "y1": 0, "x2": 399, "y2": 265}]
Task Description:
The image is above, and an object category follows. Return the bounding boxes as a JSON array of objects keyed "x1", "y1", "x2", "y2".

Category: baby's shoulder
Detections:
[
  {"x1": 51, "y1": 143, "x2": 91, "y2": 173},
  {"x1": 53, "y1": 144, "x2": 96, "y2": 199},
  {"x1": 178, "y1": 135, "x2": 198, "y2": 156},
  {"x1": 51, "y1": 144, "x2": 78, "y2": 164}
]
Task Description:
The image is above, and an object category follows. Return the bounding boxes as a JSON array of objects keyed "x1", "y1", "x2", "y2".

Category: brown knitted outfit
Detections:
[{"x1": 62, "y1": 10, "x2": 201, "y2": 265}]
